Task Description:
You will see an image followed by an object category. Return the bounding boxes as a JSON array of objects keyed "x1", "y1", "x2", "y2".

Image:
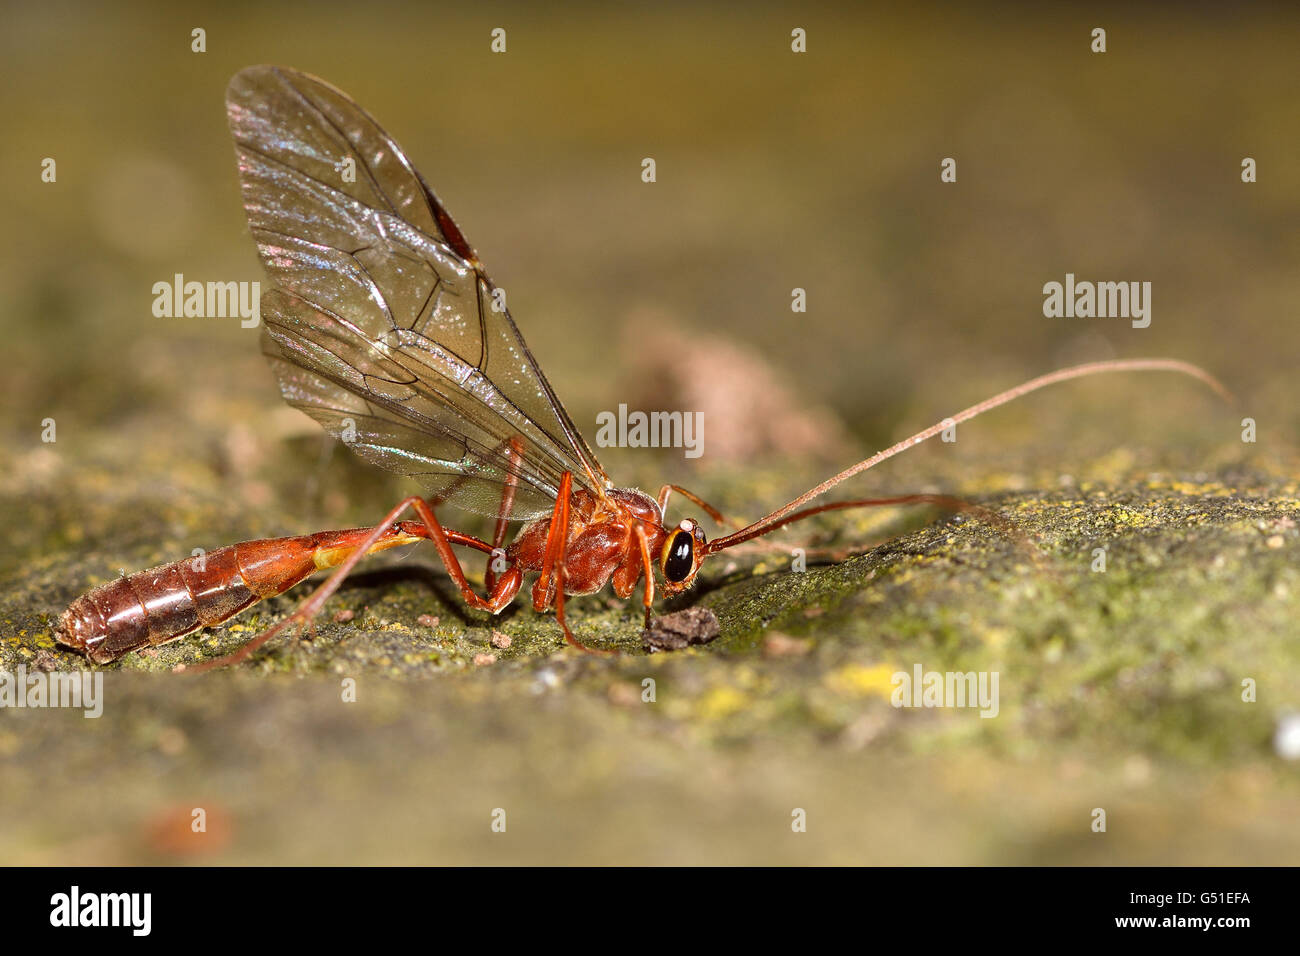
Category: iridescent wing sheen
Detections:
[{"x1": 226, "y1": 65, "x2": 609, "y2": 520}]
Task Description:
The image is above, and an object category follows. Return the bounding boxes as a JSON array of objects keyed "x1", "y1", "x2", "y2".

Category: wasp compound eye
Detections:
[{"x1": 663, "y1": 530, "x2": 695, "y2": 583}]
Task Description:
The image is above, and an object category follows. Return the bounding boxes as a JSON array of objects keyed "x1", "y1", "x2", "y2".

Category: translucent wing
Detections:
[{"x1": 226, "y1": 65, "x2": 609, "y2": 519}]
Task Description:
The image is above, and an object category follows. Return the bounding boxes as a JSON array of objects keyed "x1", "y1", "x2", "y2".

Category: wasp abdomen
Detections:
[{"x1": 56, "y1": 528, "x2": 422, "y2": 664}]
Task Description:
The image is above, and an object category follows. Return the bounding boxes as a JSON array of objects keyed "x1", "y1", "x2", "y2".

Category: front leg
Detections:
[
  {"x1": 529, "y1": 473, "x2": 613, "y2": 655},
  {"x1": 609, "y1": 525, "x2": 656, "y2": 631}
]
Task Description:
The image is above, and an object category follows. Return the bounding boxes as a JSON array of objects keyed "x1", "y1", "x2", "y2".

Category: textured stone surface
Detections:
[{"x1": 2, "y1": 5, "x2": 1298, "y2": 865}]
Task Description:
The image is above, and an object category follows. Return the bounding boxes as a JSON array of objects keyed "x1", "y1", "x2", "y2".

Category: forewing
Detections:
[{"x1": 226, "y1": 65, "x2": 608, "y2": 518}]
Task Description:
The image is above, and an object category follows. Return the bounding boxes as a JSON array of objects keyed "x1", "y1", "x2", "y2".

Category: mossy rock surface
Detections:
[{"x1": 3, "y1": 429, "x2": 1297, "y2": 863}]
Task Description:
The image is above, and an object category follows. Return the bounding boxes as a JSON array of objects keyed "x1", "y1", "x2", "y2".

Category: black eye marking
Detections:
[{"x1": 664, "y1": 530, "x2": 695, "y2": 582}]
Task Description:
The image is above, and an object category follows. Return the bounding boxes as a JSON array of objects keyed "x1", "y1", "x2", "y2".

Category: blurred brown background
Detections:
[
  {"x1": 3, "y1": 3, "x2": 1296, "y2": 494},
  {"x1": 1, "y1": 2, "x2": 1297, "y2": 865}
]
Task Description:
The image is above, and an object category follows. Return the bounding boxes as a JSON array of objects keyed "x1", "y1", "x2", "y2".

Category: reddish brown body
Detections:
[
  {"x1": 509, "y1": 488, "x2": 666, "y2": 598},
  {"x1": 56, "y1": 487, "x2": 686, "y2": 664}
]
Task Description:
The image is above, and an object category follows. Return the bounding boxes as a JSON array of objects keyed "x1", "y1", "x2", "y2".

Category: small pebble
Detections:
[
  {"x1": 144, "y1": 804, "x2": 233, "y2": 858},
  {"x1": 606, "y1": 682, "x2": 641, "y2": 707},
  {"x1": 1274, "y1": 714, "x2": 1300, "y2": 760},
  {"x1": 157, "y1": 727, "x2": 188, "y2": 756},
  {"x1": 473, "y1": 653, "x2": 497, "y2": 666},
  {"x1": 32, "y1": 649, "x2": 59, "y2": 671},
  {"x1": 643, "y1": 607, "x2": 720, "y2": 652},
  {"x1": 332, "y1": 609, "x2": 356, "y2": 623},
  {"x1": 762, "y1": 633, "x2": 811, "y2": 658},
  {"x1": 531, "y1": 668, "x2": 561, "y2": 694},
  {"x1": 490, "y1": 631, "x2": 512, "y2": 649},
  {"x1": 417, "y1": 614, "x2": 440, "y2": 627}
]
